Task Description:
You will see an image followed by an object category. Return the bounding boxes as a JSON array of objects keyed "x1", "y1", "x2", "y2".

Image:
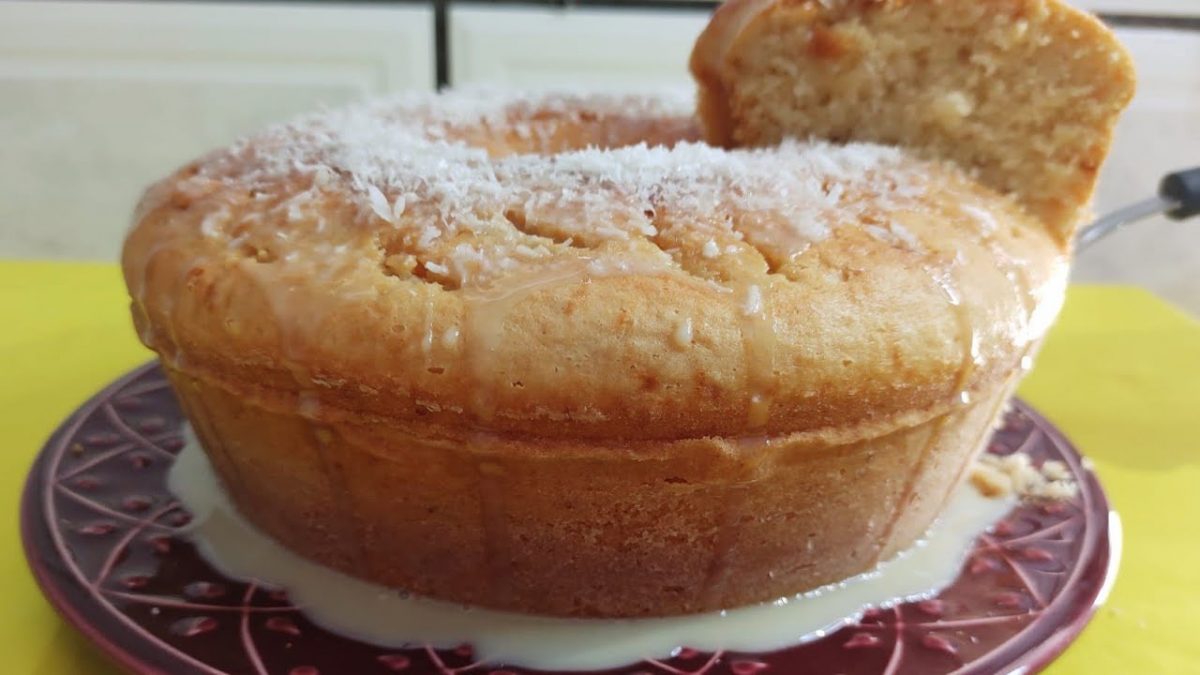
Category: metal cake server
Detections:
[{"x1": 1076, "y1": 166, "x2": 1200, "y2": 250}]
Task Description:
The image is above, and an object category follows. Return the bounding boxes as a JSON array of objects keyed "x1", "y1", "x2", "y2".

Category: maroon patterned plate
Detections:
[{"x1": 21, "y1": 362, "x2": 1116, "y2": 675}]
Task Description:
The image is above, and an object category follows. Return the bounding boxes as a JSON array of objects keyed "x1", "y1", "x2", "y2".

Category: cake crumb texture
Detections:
[
  {"x1": 691, "y1": 0, "x2": 1136, "y2": 242},
  {"x1": 971, "y1": 452, "x2": 1079, "y2": 500}
]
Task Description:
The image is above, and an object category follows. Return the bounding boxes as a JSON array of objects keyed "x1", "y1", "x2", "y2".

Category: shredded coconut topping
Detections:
[
  {"x1": 743, "y1": 285, "x2": 764, "y2": 316},
  {"x1": 672, "y1": 318, "x2": 695, "y2": 349},
  {"x1": 160, "y1": 89, "x2": 931, "y2": 291}
]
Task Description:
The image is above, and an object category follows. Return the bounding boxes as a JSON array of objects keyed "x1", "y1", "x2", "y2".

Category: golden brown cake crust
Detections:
[
  {"x1": 172, "y1": 364, "x2": 1020, "y2": 617},
  {"x1": 123, "y1": 90, "x2": 1067, "y2": 443},
  {"x1": 691, "y1": 0, "x2": 1136, "y2": 242}
]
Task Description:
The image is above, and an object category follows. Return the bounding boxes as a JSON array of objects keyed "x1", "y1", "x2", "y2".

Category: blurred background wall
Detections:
[{"x1": 1, "y1": 0, "x2": 1196, "y2": 314}]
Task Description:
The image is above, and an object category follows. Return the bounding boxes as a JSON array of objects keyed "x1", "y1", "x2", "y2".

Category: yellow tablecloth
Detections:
[{"x1": 2, "y1": 260, "x2": 1197, "y2": 674}]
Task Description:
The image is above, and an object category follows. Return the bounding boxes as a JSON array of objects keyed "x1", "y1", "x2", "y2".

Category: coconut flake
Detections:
[
  {"x1": 187, "y1": 89, "x2": 933, "y2": 289},
  {"x1": 743, "y1": 285, "x2": 763, "y2": 316}
]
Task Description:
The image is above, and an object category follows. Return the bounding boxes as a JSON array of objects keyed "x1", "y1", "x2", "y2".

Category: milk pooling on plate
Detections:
[{"x1": 168, "y1": 428, "x2": 1012, "y2": 672}]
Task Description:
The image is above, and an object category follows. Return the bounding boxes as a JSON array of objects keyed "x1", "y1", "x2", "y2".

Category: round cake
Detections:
[{"x1": 122, "y1": 0, "x2": 1133, "y2": 617}]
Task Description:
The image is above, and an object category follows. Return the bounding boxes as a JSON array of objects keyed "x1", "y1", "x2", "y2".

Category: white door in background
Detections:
[
  {"x1": 0, "y1": 1, "x2": 434, "y2": 262},
  {"x1": 449, "y1": 6, "x2": 711, "y2": 88}
]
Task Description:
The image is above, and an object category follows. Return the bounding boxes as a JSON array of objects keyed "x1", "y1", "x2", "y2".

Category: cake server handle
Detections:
[{"x1": 1076, "y1": 165, "x2": 1200, "y2": 250}]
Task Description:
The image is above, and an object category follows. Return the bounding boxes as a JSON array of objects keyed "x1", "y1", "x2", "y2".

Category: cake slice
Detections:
[{"x1": 691, "y1": 0, "x2": 1136, "y2": 242}]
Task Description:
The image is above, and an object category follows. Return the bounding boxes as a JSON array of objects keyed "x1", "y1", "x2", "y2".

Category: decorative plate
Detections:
[{"x1": 21, "y1": 362, "x2": 1115, "y2": 675}]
